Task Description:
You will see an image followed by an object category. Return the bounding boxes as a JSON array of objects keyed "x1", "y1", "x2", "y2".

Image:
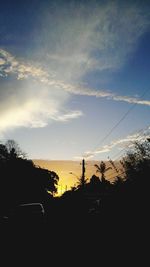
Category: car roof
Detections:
[{"x1": 12, "y1": 203, "x2": 45, "y2": 213}]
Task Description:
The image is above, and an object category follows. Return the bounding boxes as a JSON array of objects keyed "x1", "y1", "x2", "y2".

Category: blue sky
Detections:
[{"x1": 0, "y1": 0, "x2": 150, "y2": 161}]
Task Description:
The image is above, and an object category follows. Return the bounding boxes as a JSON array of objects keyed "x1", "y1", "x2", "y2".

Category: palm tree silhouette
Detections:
[{"x1": 94, "y1": 161, "x2": 112, "y2": 182}]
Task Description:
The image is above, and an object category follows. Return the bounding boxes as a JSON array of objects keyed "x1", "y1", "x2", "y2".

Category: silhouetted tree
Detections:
[
  {"x1": 121, "y1": 139, "x2": 150, "y2": 185},
  {"x1": 90, "y1": 174, "x2": 100, "y2": 185},
  {"x1": 113, "y1": 176, "x2": 125, "y2": 187},
  {"x1": 5, "y1": 139, "x2": 26, "y2": 159},
  {"x1": 0, "y1": 144, "x2": 9, "y2": 161},
  {"x1": 76, "y1": 176, "x2": 88, "y2": 189},
  {"x1": 111, "y1": 139, "x2": 150, "y2": 222},
  {"x1": 87, "y1": 175, "x2": 102, "y2": 197},
  {"x1": 0, "y1": 141, "x2": 59, "y2": 214},
  {"x1": 94, "y1": 161, "x2": 112, "y2": 182},
  {"x1": 76, "y1": 159, "x2": 88, "y2": 189}
]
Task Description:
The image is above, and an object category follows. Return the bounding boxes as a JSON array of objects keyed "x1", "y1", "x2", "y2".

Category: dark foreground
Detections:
[{"x1": 0, "y1": 195, "x2": 149, "y2": 267}]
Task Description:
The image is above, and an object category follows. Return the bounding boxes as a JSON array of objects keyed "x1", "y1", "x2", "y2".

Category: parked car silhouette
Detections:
[{"x1": 7, "y1": 203, "x2": 45, "y2": 223}]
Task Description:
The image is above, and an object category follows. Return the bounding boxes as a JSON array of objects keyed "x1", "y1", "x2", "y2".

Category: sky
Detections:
[{"x1": 0, "y1": 0, "x2": 150, "y2": 161}]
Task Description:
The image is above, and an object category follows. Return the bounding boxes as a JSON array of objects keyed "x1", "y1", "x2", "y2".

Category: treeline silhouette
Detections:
[
  {"x1": 0, "y1": 140, "x2": 59, "y2": 218},
  {"x1": 0, "y1": 139, "x2": 149, "y2": 231}
]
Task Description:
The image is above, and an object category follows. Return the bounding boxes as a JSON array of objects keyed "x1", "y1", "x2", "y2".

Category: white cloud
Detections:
[
  {"x1": 0, "y1": 104, "x2": 83, "y2": 134},
  {"x1": 51, "y1": 110, "x2": 83, "y2": 122},
  {"x1": 1, "y1": 49, "x2": 150, "y2": 107},
  {"x1": 0, "y1": 58, "x2": 5, "y2": 65},
  {"x1": 0, "y1": 1, "x2": 150, "y2": 134},
  {"x1": 0, "y1": 71, "x2": 83, "y2": 135},
  {"x1": 0, "y1": 47, "x2": 150, "y2": 136},
  {"x1": 36, "y1": 1, "x2": 150, "y2": 81},
  {"x1": 82, "y1": 127, "x2": 150, "y2": 159}
]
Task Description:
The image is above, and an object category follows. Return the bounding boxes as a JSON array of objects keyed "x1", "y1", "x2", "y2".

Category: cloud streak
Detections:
[
  {"x1": 0, "y1": 49, "x2": 83, "y2": 135},
  {"x1": 81, "y1": 127, "x2": 150, "y2": 159},
  {"x1": 35, "y1": 0, "x2": 150, "y2": 81},
  {"x1": 0, "y1": 1, "x2": 150, "y2": 134},
  {"x1": 1, "y1": 49, "x2": 150, "y2": 107}
]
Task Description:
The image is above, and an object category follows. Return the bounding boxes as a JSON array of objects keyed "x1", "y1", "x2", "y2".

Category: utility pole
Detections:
[
  {"x1": 82, "y1": 158, "x2": 85, "y2": 180},
  {"x1": 80, "y1": 158, "x2": 86, "y2": 187},
  {"x1": 70, "y1": 159, "x2": 87, "y2": 188}
]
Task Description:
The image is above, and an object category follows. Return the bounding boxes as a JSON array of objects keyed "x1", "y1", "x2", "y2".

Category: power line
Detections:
[
  {"x1": 105, "y1": 127, "x2": 150, "y2": 180},
  {"x1": 111, "y1": 124, "x2": 150, "y2": 161},
  {"x1": 106, "y1": 170, "x2": 126, "y2": 181},
  {"x1": 106, "y1": 126, "x2": 150, "y2": 180},
  {"x1": 85, "y1": 88, "x2": 150, "y2": 158},
  {"x1": 87, "y1": 126, "x2": 150, "y2": 181}
]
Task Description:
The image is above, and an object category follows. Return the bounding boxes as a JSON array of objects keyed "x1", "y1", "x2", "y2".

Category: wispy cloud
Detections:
[
  {"x1": 36, "y1": 1, "x2": 150, "y2": 80},
  {"x1": 0, "y1": 49, "x2": 52, "y2": 79},
  {"x1": 0, "y1": 105, "x2": 83, "y2": 135},
  {"x1": 0, "y1": 1, "x2": 150, "y2": 134},
  {"x1": 51, "y1": 110, "x2": 83, "y2": 122},
  {"x1": 0, "y1": 50, "x2": 83, "y2": 135},
  {"x1": 80, "y1": 127, "x2": 150, "y2": 159},
  {"x1": 1, "y1": 49, "x2": 150, "y2": 107}
]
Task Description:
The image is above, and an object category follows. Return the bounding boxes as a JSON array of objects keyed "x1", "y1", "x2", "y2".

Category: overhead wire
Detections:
[
  {"x1": 84, "y1": 87, "x2": 150, "y2": 159},
  {"x1": 106, "y1": 125, "x2": 150, "y2": 180},
  {"x1": 111, "y1": 124, "x2": 150, "y2": 161}
]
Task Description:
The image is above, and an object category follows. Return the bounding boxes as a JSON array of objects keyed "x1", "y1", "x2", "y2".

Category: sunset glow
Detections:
[{"x1": 0, "y1": 0, "x2": 150, "y2": 168}]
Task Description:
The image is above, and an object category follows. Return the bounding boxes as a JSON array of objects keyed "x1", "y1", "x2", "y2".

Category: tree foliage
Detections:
[
  {"x1": 94, "y1": 161, "x2": 112, "y2": 181},
  {"x1": 0, "y1": 140, "x2": 59, "y2": 212},
  {"x1": 121, "y1": 139, "x2": 150, "y2": 186}
]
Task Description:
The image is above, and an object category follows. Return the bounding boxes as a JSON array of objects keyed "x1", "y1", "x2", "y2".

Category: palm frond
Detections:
[
  {"x1": 105, "y1": 167, "x2": 112, "y2": 172},
  {"x1": 94, "y1": 164, "x2": 100, "y2": 169}
]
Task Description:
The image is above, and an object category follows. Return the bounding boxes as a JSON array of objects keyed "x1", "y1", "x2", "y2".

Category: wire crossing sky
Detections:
[{"x1": 0, "y1": 0, "x2": 150, "y2": 160}]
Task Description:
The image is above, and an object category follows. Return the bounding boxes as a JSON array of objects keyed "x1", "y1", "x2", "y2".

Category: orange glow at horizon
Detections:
[{"x1": 33, "y1": 159, "x2": 120, "y2": 196}]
